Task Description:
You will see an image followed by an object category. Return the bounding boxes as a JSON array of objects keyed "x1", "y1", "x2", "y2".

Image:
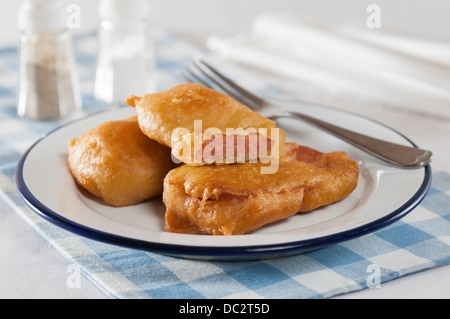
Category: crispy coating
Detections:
[
  {"x1": 126, "y1": 83, "x2": 286, "y2": 165},
  {"x1": 68, "y1": 116, "x2": 177, "y2": 207},
  {"x1": 163, "y1": 143, "x2": 359, "y2": 235}
]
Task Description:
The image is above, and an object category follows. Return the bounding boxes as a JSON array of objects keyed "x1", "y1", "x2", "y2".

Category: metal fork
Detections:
[{"x1": 179, "y1": 59, "x2": 433, "y2": 169}]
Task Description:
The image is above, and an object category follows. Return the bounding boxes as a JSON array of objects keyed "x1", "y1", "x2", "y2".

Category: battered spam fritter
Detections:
[
  {"x1": 126, "y1": 83, "x2": 286, "y2": 165},
  {"x1": 68, "y1": 116, "x2": 177, "y2": 207},
  {"x1": 163, "y1": 143, "x2": 359, "y2": 235},
  {"x1": 68, "y1": 84, "x2": 359, "y2": 235}
]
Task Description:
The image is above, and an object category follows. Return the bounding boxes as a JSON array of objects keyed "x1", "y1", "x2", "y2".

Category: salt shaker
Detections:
[
  {"x1": 17, "y1": 0, "x2": 81, "y2": 120},
  {"x1": 94, "y1": 0, "x2": 156, "y2": 105}
]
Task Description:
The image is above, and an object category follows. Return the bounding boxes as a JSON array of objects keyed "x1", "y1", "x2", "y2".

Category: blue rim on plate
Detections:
[{"x1": 14, "y1": 108, "x2": 432, "y2": 261}]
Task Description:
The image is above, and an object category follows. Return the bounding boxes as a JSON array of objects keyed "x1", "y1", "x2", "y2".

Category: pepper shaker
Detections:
[
  {"x1": 94, "y1": 0, "x2": 156, "y2": 105},
  {"x1": 17, "y1": 0, "x2": 81, "y2": 120}
]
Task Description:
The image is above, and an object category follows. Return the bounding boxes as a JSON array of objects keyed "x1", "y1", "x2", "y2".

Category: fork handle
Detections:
[{"x1": 283, "y1": 112, "x2": 433, "y2": 168}]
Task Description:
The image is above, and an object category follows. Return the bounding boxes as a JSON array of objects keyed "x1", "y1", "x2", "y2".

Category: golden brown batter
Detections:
[
  {"x1": 163, "y1": 143, "x2": 359, "y2": 235},
  {"x1": 126, "y1": 83, "x2": 286, "y2": 166},
  {"x1": 68, "y1": 116, "x2": 177, "y2": 207}
]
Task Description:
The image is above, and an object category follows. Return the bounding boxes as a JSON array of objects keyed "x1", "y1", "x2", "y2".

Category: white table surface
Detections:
[{"x1": 1, "y1": 0, "x2": 449, "y2": 299}]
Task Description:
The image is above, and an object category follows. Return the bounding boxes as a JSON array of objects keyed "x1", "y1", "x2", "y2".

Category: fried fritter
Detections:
[
  {"x1": 163, "y1": 143, "x2": 359, "y2": 235},
  {"x1": 68, "y1": 116, "x2": 177, "y2": 207},
  {"x1": 126, "y1": 83, "x2": 286, "y2": 166}
]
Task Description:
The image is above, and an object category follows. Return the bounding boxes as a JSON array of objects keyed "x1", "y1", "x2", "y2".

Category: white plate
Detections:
[{"x1": 15, "y1": 105, "x2": 431, "y2": 261}]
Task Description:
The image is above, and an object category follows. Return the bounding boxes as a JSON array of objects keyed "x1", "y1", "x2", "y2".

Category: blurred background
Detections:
[
  {"x1": 3, "y1": 0, "x2": 449, "y2": 118},
  {"x1": 1, "y1": 0, "x2": 450, "y2": 47}
]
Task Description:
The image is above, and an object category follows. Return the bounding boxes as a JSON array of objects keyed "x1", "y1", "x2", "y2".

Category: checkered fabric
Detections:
[{"x1": 1, "y1": 28, "x2": 450, "y2": 299}]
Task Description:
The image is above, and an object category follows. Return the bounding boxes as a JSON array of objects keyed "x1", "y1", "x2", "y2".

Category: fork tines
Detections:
[{"x1": 179, "y1": 60, "x2": 265, "y2": 109}]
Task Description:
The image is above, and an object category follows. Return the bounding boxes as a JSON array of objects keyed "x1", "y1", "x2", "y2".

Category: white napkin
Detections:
[{"x1": 206, "y1": 12, "x2": 450, "y2": 120}]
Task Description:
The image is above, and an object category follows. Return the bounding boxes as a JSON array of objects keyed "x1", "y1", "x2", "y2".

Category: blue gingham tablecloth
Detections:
[{"x1": 1, "y1": 28, "x2": 450, "y2": 299}]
